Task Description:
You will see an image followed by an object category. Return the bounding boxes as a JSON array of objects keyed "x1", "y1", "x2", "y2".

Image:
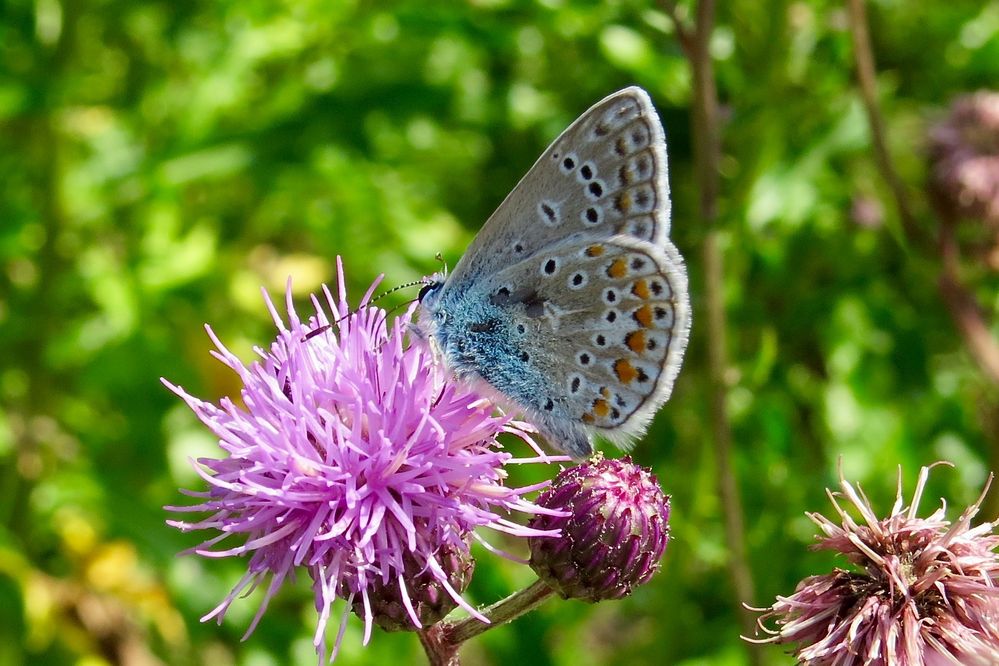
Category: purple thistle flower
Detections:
[
  {"x1": 164, "y1": 259, "x2": 563, "y2": 662},
  {"x1": 749, "y1": 463, "x2": 999, "y2": 665}
]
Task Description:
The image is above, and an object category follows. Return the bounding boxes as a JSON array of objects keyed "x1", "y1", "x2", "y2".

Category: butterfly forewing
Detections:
[{"x1": 444, "y1": 87, "x2": 671, "y2": 288}]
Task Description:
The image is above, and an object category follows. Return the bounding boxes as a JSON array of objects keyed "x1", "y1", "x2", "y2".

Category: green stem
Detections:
[
  {"x1": 417, "y1": 579, "x2": 556, "y2": 664},
  {"x1": 443, "y1": 578, "x2": 554, "y2": 644}
]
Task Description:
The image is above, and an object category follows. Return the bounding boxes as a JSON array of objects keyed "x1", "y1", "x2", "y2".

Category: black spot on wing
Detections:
[{"x1": 493, "y1": 287, "x2": 547, "y2": 319}]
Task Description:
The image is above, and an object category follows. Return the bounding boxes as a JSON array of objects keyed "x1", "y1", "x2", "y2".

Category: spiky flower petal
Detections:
[
  {"x1": 750, "y1": 463, "x2": 999, "y2": 665},
  {"x1": 527, "y1": 456, "x2": 670, "y2": 602},
  {"x1": 164, "y1": 259, "x2": 560, "y2": 662}
]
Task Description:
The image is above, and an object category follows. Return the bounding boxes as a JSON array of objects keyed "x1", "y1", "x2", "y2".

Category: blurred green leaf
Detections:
[{"x1": 1, "y1": 0, "x2": 997, "y2": 664}]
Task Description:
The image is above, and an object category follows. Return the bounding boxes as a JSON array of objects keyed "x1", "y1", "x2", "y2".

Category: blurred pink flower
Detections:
[
  {"x1": 164, "y1": 259, "x2": 561, "y2": 662},
  {"x1": 849, "y1": 195, "x2": 884, "y2": 229},
  {"x1": 929, "y1": 90, "x2": 999, "y2": 229},
  {"x1": 749, "y1": 463, "x2": 999, "y2": 665}
]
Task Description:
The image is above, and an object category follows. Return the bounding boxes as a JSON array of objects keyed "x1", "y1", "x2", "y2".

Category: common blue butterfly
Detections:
[{"x1": 418, "y1": 87, "x2": 690, "y2": 458}]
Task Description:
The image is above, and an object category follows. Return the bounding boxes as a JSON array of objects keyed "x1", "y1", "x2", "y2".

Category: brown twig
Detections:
[
  {"x1": 662, "y1": 1, "x2": 761, "y2": 662},
  {"x1": 937, "y1": 214, "x2": 999, "y2": 386},
  {"x1": 846, "y1": 0, "x2": 999, "y2": 388},
  {"x1": 659, "y1": 0, "x2": 695, "y2": 57},
  {"x1": 417, "y1": 626, "x2": 461, "y2": 666},
  {"x1": 845, "y1": 0, "x2": 925, "y2": 249}
]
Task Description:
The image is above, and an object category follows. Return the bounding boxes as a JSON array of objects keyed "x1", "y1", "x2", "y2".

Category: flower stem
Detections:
[
  {"x1": 937, "y1": 213, "x2": 999, "y2": 386},
  {"x1": 845, "y1": 0, "x2": 999, "y2": 390},
  {"x1": 845, "y1": 0, "x2": 926, "y2": 248},
  {"x1": 417, "y1": 578, "x2": 556, "y2": 664},
  {"x1": 662, "y1": 3, "x2": 761, "y2": 662},
  {"x1": 444, "y1": 578, "x2": 554, "y2": 643},
  {"x1": 417, "y1": 626, "x2": 460, "y2": 666}
]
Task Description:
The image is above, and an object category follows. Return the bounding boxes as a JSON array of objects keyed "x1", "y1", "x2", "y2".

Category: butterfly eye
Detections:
[{"x1": 418, "y1": 283, "x2": 438, "y2": 302}]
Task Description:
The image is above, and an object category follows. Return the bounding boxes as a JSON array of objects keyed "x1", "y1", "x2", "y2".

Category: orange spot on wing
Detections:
[
  {"x1": 613, "y1": 359, "x2": 638, "y2": 384},
  {"x1": 618, "y1": 164, "x2": 632, "y2": 186},
  {"x1": 614, "y1": 192, "x2": 632, "y2": 215},
  {"x1": 600, "y1": 386, "x2": 610, "y2": 398},
  {"x1": 607, "y1": 258, "x2": 628, "y2": 279},
  {"x1": 631, "y1": 279, "x2": 651, "y2": 300},
  {"x1": 625, "y1": 330, "x2": 647, "y2": 354},
  {"x1": 632, "y1": 304, "x2": 653, "y2": 328},
  {"x1": 585, "y1": 244, "x2": 605, "y2": 257},
  {"x1": 582, "y1": 413, "x2": 595, "y2": 424},
  {"x1": 592, "y1": 399, "x2": 610, "y2": 418}
]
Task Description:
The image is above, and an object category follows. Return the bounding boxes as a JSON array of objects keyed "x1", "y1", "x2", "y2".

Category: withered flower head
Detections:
[{"x1": 749, "y1": 463, "x2": 999, "y2": 665}]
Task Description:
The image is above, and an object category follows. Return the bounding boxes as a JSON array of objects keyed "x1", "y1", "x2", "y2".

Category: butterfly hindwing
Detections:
[{"x1": 479, "y1": 235, "x2": 689, "y2": 449}]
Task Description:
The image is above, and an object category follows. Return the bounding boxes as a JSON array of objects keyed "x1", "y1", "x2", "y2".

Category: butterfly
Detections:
[{"x1": 417, "y1": 87, "x2": 690, "y2": 459}]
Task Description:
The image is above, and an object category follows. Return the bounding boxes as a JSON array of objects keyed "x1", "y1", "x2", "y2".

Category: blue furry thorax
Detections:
[{"x1": 418, "y1": 281, "x2": 548, "y2": 403}]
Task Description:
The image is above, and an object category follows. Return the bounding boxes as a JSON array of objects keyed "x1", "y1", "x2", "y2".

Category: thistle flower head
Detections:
[
  {"x1": 164, "y1": 259, "x2": 561, "y2": 662},
  {"x1": 929, "y1": 90, "x2": 999, "y2": 229},
  {"x1": 527, "y1": 455, "x2": 671, "y2": 602},
  {"x1": 750, "y1": 463, "x2": 999, "y2": 665}
]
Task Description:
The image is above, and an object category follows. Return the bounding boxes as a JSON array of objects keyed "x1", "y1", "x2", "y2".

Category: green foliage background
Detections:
[{"x1": 2, "y1": 0, "x2": 998, "y2": 664}]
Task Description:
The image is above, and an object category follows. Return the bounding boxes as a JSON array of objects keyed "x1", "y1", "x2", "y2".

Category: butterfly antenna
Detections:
[
  {"x1": 301, "y1": 279, "x2": 427, "y2": 342},
  {"x1": 364, "y1": 297, "x2": 423, "y2": 354},
  {"x1": 382, "y1": 298, "x2": 417, "y2": 319},
  {"x1": 368, "y1": 279, "x2": 426, "y2": 304},
  {"x1": 303, "y1": 322, "x2": 336, "y2": 341}
]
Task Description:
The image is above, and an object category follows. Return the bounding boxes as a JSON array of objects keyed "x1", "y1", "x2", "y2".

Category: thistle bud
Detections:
[
  {"x1": 527, "y1": 456, "x2": 670, "y2": 602},
  {"x1": 343, "y1": 540, "x2": 474, "y2": 632}
]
